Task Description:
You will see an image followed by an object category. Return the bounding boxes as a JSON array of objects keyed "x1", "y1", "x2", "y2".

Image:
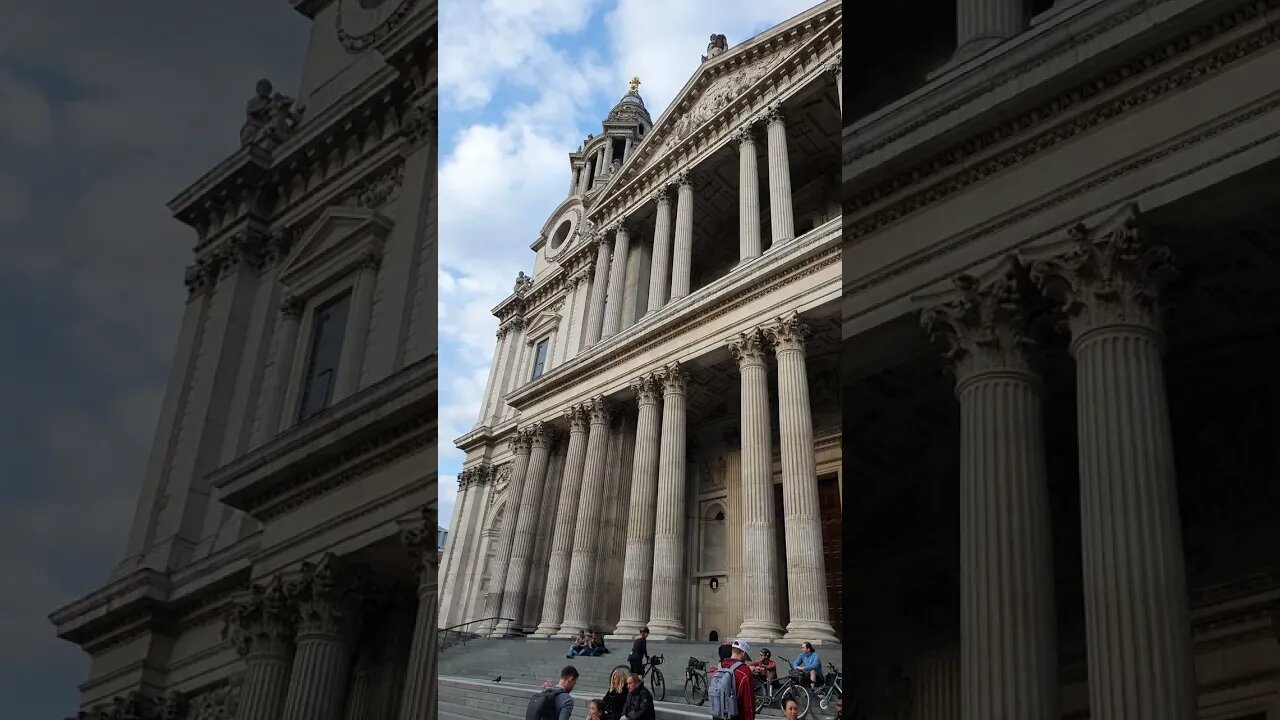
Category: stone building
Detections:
[
  {"x1": 844, "y1": 0, "x2": 1280, "y2": 718},
  {"x1": 48, "y1": 2, "x2": 437, "y2": 719},
  {"x1": 439, "y1": 1, "x2": 843, "y2": 646}
]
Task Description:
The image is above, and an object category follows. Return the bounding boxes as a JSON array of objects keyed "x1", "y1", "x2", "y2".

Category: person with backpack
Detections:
[
  {"x1": 709, "y1": 639, "x2": 755, "y2": 720},
  {"x1": 526, "y1": 665, "x2": 578, "y2": 720},
  {"x1": 619, "y1": 673, "x2": 655, "y2": 720}
]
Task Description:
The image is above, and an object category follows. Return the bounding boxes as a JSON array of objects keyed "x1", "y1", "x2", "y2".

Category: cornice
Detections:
[
  {"x1": 376, "y1": 0, "x2": 438, "y2": 63},
  {"x1": 290, "y1": 0, "x2": 332, "y2": 18},
  {"x1": 455, "y1": 416, "x2": 520, "y2": 452},
  {"x1": 49, "y1": 569, "x2": 170, "y2": 645}
]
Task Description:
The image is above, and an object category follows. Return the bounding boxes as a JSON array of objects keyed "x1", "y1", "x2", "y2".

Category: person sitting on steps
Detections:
[
  {"x1": 600, "y1": 668, "x2": 629, "y2": 720},
  {"x1": 619, "y1": 673, "x2": 655, "y2": 720},
  {"x1": 567, "y1": 632, "x2": 588, "y2": 658},
  {"x1": 793, "y1": 642, "x2": 823, "y2": 688},
  {"x1": 750, "y1": 647, "x2": 778, "y2": 692}
]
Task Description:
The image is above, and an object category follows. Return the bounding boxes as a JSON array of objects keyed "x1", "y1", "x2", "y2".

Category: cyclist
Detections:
[
  {"x1": 627, "y1": 627, "x2": 650, "y2": 674},
  {"x1": 793, "y1": 642, "x2": 823, "y2": 687}
]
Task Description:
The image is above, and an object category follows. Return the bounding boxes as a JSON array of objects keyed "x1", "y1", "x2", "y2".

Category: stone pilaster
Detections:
[
  {"x1": 1027, "y1": 205, "x2": 1195, "y2": 720},
  {"x1": 498, "y1": 422, "x2": 558, "y2": 636},
  {"x1": 280, "y1": 554, "x2": 361, "y2": 720},
  {"x1": 398, "y1": 505, "x2": 439, "y2": 720},
  {"x1": 765, "y1": 313, "x2": 837, "y2": 642},
  {"x1": 602, "y1": 223, "x2": 631, "y2": 339},
  {"x1": 259, "y1": 296, "x2": 304, "y2": 440},
  {"x1": 611, "y1": 374, "x2": 664, "y2": 638},
  {"x1": 955, "y1": 0, "x2": 1025, "y2": 59},
  {"x1": 920, "y1": 262, "x2": 1059, "y2": 719},
  {"x1": 223, "y1": 576, "x2": 294, "y2": 720},
  {"x1": 736, "y1": 126, "x2": 763, "y2": 262},
  {"x1": 647, "y1": 362, "x2": 689, "y2": 639},
  {"x1": 483, "y1": 430, "x2": 533, "y2": 636},
  {"x1": 913, "y1": 647, "x2": 961, "y2": 720},
  {"x1": 765, "y1": 106, "x2": 794, "y2": 246},
  {"x1": 333, "y1": 254, "x2": 378, "y2": 401},
  {"x1": 669, "y1": 172, "x2": 695, "y2": 301},
  {"x1": 559, "y1": 396, "x2": 614, "y2": 637},
  {"x1": 729, "y1": 329, "x2": 784, "y2": 641},
  {"x1": 533, "y1": 404, "x2": 591, "y2": 637},
  {"x1": 584, "y1": 234, "x2": 613, "y2": 347},
  {"x1": 647, "y1": 188, "x2": 673, "y2": 314},
  {"x1": 478, "y1": 328, "x2": 507, "y2": 425}
]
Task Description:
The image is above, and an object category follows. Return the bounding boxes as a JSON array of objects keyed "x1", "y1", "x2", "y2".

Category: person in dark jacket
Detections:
[
  {"x1": 619, "y1": 673, "x2": 655, "y2": 720},
  {"x1": 627, "y1": 627, "x2": 649, "y2": 674},
  {"x1": 600, "y1": 668, "x2": 629, "y2": 720},
  {"x1": 527, "y1": 665, "x2": 578, "y2": 720}
]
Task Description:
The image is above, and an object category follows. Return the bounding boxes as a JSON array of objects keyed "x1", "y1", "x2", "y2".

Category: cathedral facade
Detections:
[
  {"x1": 844, "y1": 0, "x2": 1280, "y2": 718},
  {"x1": 48, "y1": 2, "x2": 437, "y2": 719},
  {"x1": 440, "y1": 1, "x2": 844, "y2": 647}
]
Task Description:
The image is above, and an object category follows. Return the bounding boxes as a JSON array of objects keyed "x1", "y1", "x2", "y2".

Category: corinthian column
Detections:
[
  {"x1": 765, "y1": 106, "x2": 794, "y2": 246},
  {"x1": 559, "y1": 396, "x2": 614, "y2": 637},
  {"x1": 729, "y1": 329, "x2": 783, "y2": 641},
  {"x1": 584, "y1": 234, "x2": 613, "y2": 347},
  {"x1": 601, "y1": 223, "x2": 631, "y2": 339},
  {"x1": 765, "y1": 314, "x2": 837, "y2": 642},
  {"x1": 913, "y1": 646, "x2": 962, "y2": 720},
  {"x1": 533, "y1": 404, "x2": 591, "y2": 637},
  {"x1": 611, "y1": 374, "x2": 663, "y2": 638},
  {"x1": 736, "y1": 127, "x2": 762, "y2": 262},
  {"x1": 498, "y1": 422, "x2": 558, "y2": 636},
  {"x1": 920, "y1": 262, "x2": 1059, "y2": 719},
  {"x1": 647, "y1": 362, "x2": 689, "y2": 639},
  {"x1": 647, "y1": 189, "x2": 673, "y2": 314},
  {"x1": 1027, "y1": 205, "x2": 1195, "y2": 720},
  {"x1": 224, "y1": 576, "x2": 294, "y2": 720},
  {"x1": 955, "y1": 0, "x2": 1025, "y2": 59},
  {"x1": 483, "y1": 431, "x2": 533, "y2": 636},
  {"x1": 398, "y1": 505, "x2": 439, "y2": 720},
  {"x1": 280, "y1": 554, "x2": 360, "y2": 720},
  {"x1": 669, "y1": 172, "x2": 695, "y2": 301}
]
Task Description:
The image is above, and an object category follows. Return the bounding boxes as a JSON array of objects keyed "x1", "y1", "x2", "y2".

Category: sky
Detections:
[{"x1": 0, "y1": 0, "x2": 817, "y2": 716}]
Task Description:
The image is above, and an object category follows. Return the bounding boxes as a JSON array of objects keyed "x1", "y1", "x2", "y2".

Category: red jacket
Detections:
[{"x1": 718, "y1": 659, "x2": 755, "y2": 720}]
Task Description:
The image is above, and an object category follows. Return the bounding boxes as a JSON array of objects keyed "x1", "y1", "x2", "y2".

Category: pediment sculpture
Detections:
[{"x1": 239, "y1": 79, "x2": 301, "y2": 149}]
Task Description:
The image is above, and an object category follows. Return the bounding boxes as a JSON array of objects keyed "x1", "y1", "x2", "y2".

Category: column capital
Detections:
[
  {"x1": 657, "y1": 362, "x2": 689, "y2": 395},
  {"x1": 764, "y1": 103, "x2": 786, "y2": 126},
  {"x1": 564, "y1": 403, "x2": 590, "y2": 433},
  {"x1": 673, "y1": 169, "x2": 693, "y2": 189},
  {"x1": 585, "y1": 395, "x2": 614, "y2": 425},
  {"x1": 398, "y1": 504, "x2": 439, "y2": 592},
  {"x1": 1026, "y1": 204, "x2": 1176, "y2": 340},
  {"x1": 728, "y1": 328, "x2": 769, "y2": 367},
  {"x1": 508, "y1": 429, "x2": 534, "y2": 456},
  {"x1": 223, "y1": 574, "x2": 295, "y2": 659},
  {"x1": 919, "y1": 259, "x2": 1037, "y2": 383},
  {"x1": 630, "y1": 373, "x2": 662, "y2": 406},
  {"x1": 527, "y1": 421, "x2": 559, "y2": 449},
  {"x1": 571, "y1": 265, "x2": 594, "y2": 286},
  {"x1": 595, "y1": 230, "x2": 613, "y2": 250},
  {"x1": 825, "y1": 54, "x2": 842, "y2": 77},
  {"x1": 733, "y1": 125, "x2": 757, "y2": 146},
  {"x1": 764, "y1": 312, "x2": 808, "y2": 354},
  {"x1": 283, "y1": 553, "x2": 364, "y2": 638},
  {"x1": 653, "y1": 186, "x2": 670, "y2": 206}
]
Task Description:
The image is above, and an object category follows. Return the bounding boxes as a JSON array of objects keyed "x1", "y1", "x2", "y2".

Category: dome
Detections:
[{"x1": 607, "y1": 77, "x2": 652, "y2": 125}]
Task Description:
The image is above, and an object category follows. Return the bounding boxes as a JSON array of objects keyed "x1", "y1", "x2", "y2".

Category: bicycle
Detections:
[
  {"x1": 754, "y1": 659, "x2": 810, "y2": 717},
  {"x1": 808, "y1": 662, "x2": 843, "y2": 718},
  {"x1": 612, "y1": 653, "x2": 666, "y2": 701},
  {"x1": 683, "y1": 656, "x2": 709, "y2": 705}
]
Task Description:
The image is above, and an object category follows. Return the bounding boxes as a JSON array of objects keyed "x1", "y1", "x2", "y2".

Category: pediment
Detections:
[
  {"x1": 280, "y1": 206, "x2": 393, "y2": 296},
  {"x1": 524, "y1": 309, "x2": 562, "y2": 340},
  {"x1": 601, "y1": 1, "x2": 838, "y2": 194}
]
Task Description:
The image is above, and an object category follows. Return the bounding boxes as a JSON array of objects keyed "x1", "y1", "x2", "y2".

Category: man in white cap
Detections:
[{"x1": 711, "y1": 638, "x2": 756, "y2": 720}]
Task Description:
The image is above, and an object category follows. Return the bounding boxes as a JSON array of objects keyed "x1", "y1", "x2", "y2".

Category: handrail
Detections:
[
  {"x1": 438, "y1": 617, "x2": 515, "y2": 652},
  {"x1": 441, "y1": 617, "x2": 513, "y2": 634}
]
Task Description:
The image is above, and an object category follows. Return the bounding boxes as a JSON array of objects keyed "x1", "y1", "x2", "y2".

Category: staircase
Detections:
[{"x1": 439, "y1": 637, "x2": 842, "y2": 719}]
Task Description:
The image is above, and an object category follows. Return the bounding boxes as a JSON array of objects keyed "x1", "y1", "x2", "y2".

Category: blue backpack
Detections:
[{"x1": 708, "y1": 661, "x2": 742, "y2": 718}]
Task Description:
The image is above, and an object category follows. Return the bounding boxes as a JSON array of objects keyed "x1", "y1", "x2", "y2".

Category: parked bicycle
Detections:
[
  {"x1": 613, "y1": 653, "x2": 666, "y2": 701},
  {"x1": 754, "y1": 659, "x2": 810, "y2": 717},
  {"x1": 683, "y1": 656, "x2": 710, "y2": 705},
  {"x1": 809, "y1": 662, "x2": 842, "y2": 718}
]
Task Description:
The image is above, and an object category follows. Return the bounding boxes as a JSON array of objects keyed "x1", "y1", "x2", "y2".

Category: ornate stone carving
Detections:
[
  {"x1": 657, "y1": 361, "x2": 689, "y2": 395},
  {"x1": 920, "y1": 259, "x2": 1036, "y2": 381},
  {"x1": 398, "y1": 503, "x2": 437, "y2": 590},
  {"x1": 183, "y1": 677, "x2": 241, "y2": 720},
  {"x1": 514, "y1": 271, "x2": 533, "y2": 295},
  {"x1": 664, "y1": 48, "x2": 785, "y2": 150},
  {"x1": 222, "y1": 575, "x2": 294, "y2": 658},
  {"x1": 630, "y1": 373, "x2": 662, "y2": 405},
  {"x1": 1026, "y1": 204, "x2": 1176, "y2": 338},
  {"x1": 732, "y1": 124, "x2": 756, "y2": 147},
  {"x1": 401, "y1": 94, "x2": 436, "y2": 147},
  {"x1": 764, "y1": 311, "x2": 808, "y2": 354},
  {"x1": 702, "y1": 33, "x2": 728, "y2": 62},
  {"x1": 239, "y1": 79, "x2": 300, "y2": 149},
  {"x1": 727, "y1": 328, "x2": 768, "y2": 366},
  {"x1": 337, "y1": 0, "x2": 418, "y2": 53},
  {"x1": 527, "y1": 421, "x2": 558, "y2": 449},
  {"x1": 701, "y1": 455, "x2": 727, "y2": 491},
  {"x1": 283, "y1": 553, "x2": 363, "y2": 637},
  {"x1": 339, "y1": 161, "x2": 405, "y2": 209},
  {"x1": 764, "y1": 103, "x2": 786, "y2": 126},
  {"x1": 564, "y1": 403, "x2": 590, "y2": 433},
  {"x1": 571, "y1": 265, "x2": 594, "y2": 286},
  {"x1": 674, "y1": 169, "x2": 692, "y2": 189},
  {"x1": 508, "y1": 429, "x2": 533, "y2": 456},
  {"x1": 585, "y1": 395, "x2": 613, "y2": 425},
  {"x1": 653, "y1": 186, "x2": 669, "y2": 206}
]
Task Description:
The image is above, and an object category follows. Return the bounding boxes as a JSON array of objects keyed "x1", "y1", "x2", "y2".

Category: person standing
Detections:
[
  {"x1": 526, "y1": 665, "x2": 578, "y2": 720},
  {"x1": 628, "y1": 627, "x2": 650, "y2": 674},
  {"x1": 709, "y1": 639, "x2": 755, "y2": 720}
]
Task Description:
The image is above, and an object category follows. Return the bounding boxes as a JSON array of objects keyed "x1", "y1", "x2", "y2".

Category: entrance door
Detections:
[{"x1": 818, "y1": 475, "x2": 843, "y2": 639}]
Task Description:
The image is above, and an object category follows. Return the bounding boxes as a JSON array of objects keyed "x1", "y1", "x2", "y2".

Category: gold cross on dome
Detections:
[{"x1": 629, "y1": 76, "x2": 641, "y2": 93}]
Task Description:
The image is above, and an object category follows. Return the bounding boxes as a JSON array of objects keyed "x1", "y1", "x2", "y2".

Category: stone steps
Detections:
[{"x1": 439, "y1": 676, "x2": 714, "y2": 719}]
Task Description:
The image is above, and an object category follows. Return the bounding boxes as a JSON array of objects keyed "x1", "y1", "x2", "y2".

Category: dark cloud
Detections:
[{"x1": 0, "y1": 2, "x2": 308, "y2": 716}]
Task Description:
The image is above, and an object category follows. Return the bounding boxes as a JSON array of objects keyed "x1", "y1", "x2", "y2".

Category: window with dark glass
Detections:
[
  {"x1": 297, "y1": 292, "x2": 351, "y2": 422},
  {"x1": 530, "y1": 339, "x2": 549, "y2": 380}
]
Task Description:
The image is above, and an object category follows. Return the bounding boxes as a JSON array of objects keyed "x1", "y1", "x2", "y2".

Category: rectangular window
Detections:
[
  {"x1": 530, "y1": 339, "x2": 549, "y2": 380},
  {"x1": 297, "y1": 292, "x2": 351, "y2": 422}
]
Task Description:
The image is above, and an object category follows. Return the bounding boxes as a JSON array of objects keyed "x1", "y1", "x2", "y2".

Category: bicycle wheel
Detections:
[
  {"x1": 683, "y1": 673, "x2": 706, "y2": 705},
  {"x1": 651, "y1": 668, "x2": 666, "y2": 701},
  {"x1": 754, "y1": 679, "x2": 769, "y2": 712},
  {"x1": 813, "y1": 687, "x2": 839, "y2": 718}
]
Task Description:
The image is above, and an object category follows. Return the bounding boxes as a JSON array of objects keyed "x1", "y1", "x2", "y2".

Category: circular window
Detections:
[{"x1": 549, "y1": 219, "x2": 572, "y2": 250}]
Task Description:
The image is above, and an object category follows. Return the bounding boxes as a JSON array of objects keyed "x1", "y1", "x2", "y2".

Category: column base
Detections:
[
  {"x1": 609, "y1": 619, "x2": 647, "y2": 640},
  {"x1": 557, "y1": 621, "x2": 589, "y2": 638},
  {"x1": 645, "y1": 619, "x2": 686, "y2": 641},
  {"x1": 551, "y1": 631, "x2": 577, "y2": 640},
  {"x1": 736, "y1": 620, "x2": 785, "y2": 643},
  {"x1": 783, "y1": 619, "x2": 839, "y2": 645},
  {"x1": 528, "y1": 631, "x2": 558, "y2": 639}
]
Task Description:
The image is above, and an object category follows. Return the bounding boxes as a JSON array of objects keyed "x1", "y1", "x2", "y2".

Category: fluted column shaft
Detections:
[
  {"x1": 560, "y1": 397, "x2": 614, "y2": 636},
  {"x1": 737, "y1": 128, "x2": 762, "y2": 262},
  {"x1": 602, "y1": 225, "x2": 631, "y2": 339},
  {"x1": 398, "y1": 507, "x2": 439, "y2": 720},
  {"x1": 226, "y1": 581, "x2": 294, "y2": 720},
  {"x1": 956, "y1": 0, "x2": 1025, "y2": 56},
  {"x1": 922, "y1": 269, "x2": 1059, "y2": 720},
  {"x1": 647, "y1": 190, "x2": 673, "y2": 314},
  {"x1": 647, "y1": 363, "x2": 689, "y2": 639},
  {"x1": 611, "y1": 375, "x2": 664, "y2": 638},
  {"x1": 534, "y1": 406, "x2": 591, "y2": 637},
  {"x1": 669, "y1": 173, "x2": 694, "y2": 301},
  {"x1": 913, "y1": 647, "x2": 962, "y2": 720},
  {"x1": 482, "y1": 434, "x2": 533, "y2": 635},
  {"x1": 765, "y1": 107, "x2": 794, "y2": 246},
  {"x1": 730, "y1": 329, "x2": 783, "y2": 641},
  {"x1": 280, "y1": 557, "x2": 358, "y2": 720},
  {"x1": 1029, "y1": 208, "x2": 1195, "y2": 720},
  {"x1": 766, "y1": 314, "x2": 837, "y2": 642},
  {"x1": 584, "y1": 238, "x2": 613, "y2": 347},
  {"x1": 498, "y1": 424, "x2": 557, "y2": 636}
]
